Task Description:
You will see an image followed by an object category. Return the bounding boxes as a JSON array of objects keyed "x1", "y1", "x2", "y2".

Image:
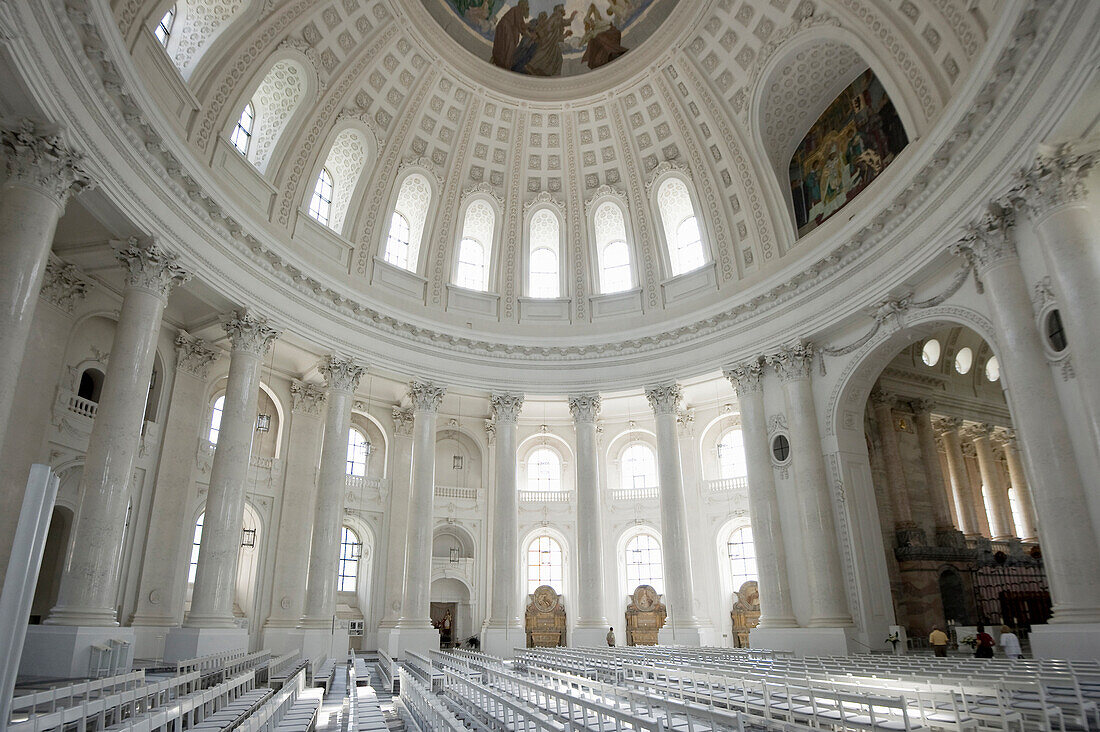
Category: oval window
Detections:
[
  {"x1": 954, "y1": 347, "x2": 973, "y2": 375},
  {"x1": 1045, "y1": 309, "x2": 1067, "y2": 353},
  {"x1": 921, "y1": 339, "x2": 941, "y2": 367},
  {"x1": 771, "y1": 434, "x2": 791, "y2": 463},
  {"x1": 985, "y1": 356, "x2": 1000, "y2": 382}
]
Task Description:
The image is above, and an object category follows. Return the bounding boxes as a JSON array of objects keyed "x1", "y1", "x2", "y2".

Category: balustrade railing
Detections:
[
  {"x1": 345, "y1": 475, "x2": 390, "y2": 491},
  {"x1": 66, "y1": 393, "x2": 98, "y2": 418},
  {"x1": 434, "y1": 485, "x2": 478, "y2": 500},
  {"x1": 609, "y1": 486, "x2": 659, "y2": 501},
  {"x1": 518, "y1": 490, "x2": 572, "y2": 503},
  {"x1": 703, "y1": 476, "x2": 748, "y2": 494}
]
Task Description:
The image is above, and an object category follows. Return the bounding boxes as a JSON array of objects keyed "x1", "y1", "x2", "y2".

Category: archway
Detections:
[
  {"x1": 430, "y1": 577, "x2": 472, "y2": 648},
  {"x1": 29, "y1": 506, "x2": 74, "y2": 623}
]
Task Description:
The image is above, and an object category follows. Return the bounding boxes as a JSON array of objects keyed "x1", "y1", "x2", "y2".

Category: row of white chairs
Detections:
[
  {"x1": 404, "y1": 652, "x2": 445, "y2": 694},
  {"x1": 397, "y1": 668, "x2": 468, "y2": 732},
  {"x1": 348, "y1": 665, "x2": 387, "y2": 732},
  {"x1": 101, "y1": 669, "x2": 261, "y2": 732},
  {"x1": 377, "y1": 649, "x2": 399, "y2": 694},
  {"x1": 11, "y1": 671, "x2": 148, "y2": 717},
  {"x1": 237, "y1": 667, "x2": 322, "y2": 732}
]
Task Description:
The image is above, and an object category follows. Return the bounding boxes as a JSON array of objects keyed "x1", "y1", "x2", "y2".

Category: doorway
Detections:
[{"x1": 431, "y1": 602, "x2": 457, "y2": 648}]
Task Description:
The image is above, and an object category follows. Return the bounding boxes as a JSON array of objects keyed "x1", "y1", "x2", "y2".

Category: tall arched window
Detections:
[
  {"x1": 717, "y1": 429, "x2": 748, "y2": 479},
  {"x1": 243, "y1": 59, "x2": 307, "y2": 173},
  {"x1": 188, "y1": 513, "x2": 204, "y2": 584},
  {"x1": 313, "y1": 128, "x2": 371, "y2": 233},
  {"x1": 726, "y1": 526, "x2": 758, "y2": 590},
  {"x1": 527, "y1": 447, "x2": 561, "y2": 492},
  {"x1": 527, "y1": 535, "x2": 564, "y2": 593},
  {"x1": 621, "y1": 442, "x2": 657, "y2": 489},
  {"x1": 230, "y1": 103, "x2": 253, "y2": 155},
  {"x1": 154, "y1": 4, "x2": 175, "y2": 46},
  {"x1": 338, "y1": 526, "x2": 360, "y2": 592},
  {"x1": 594, "y1": 201, "x2": 632, "y2": 293},
  {"x1": 528, "y1": 209, "x2": 560, "y2": 298},
  {"x1": 454, "y1": 200, "x2": 495, "y2": 292},
  {"x1": 384, "y1": 174, "x2": 431, "y2": 271},
  {"x1": 656, "y1": 177, "x2": 706, "y2": 276},
  {"x1": 625, "y1": 533, "x2": 663, "y2": 593},
  {"x1": 208, "y1": 396, "x2": 225, "y2": 444},
  {"x1": 308, "y1": 167, "x2": 334, "y2": 226},
  {"x1": 346, "y1": 428, "x2": 370, "y2": 477}
]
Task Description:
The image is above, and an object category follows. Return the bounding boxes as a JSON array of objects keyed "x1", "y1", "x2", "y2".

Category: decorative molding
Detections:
[
  {"x1": 393, "y1": 406, "x2": 414, "y2": 436},
  {"x1": 769, "y1": 342, "x2": 815, "y2": 382},
  {"x1": 644, "y1": 383, "x2": 682, "y2": 415},
  {"x1": 723, "y1": 360, "x2": 764, "y2": 396},
  {"x1": 489, "y1": 392, "x2": 524, "y2": 423},
  {"x1": 1012, "y1": 143, "x2": 1096, "y2": 222},
  {"x1": 291, "y1": 379, "x2": 326, "y2": 416},
  {"x1": 484, "y1": 417, "x2": 496, "y2": 445},
  {"x1": 951, "y1": 203, "x2": 1017, "y2": 276},
  {"x1": 583, "y1": 184, "x2": 627, "y2": 215},
  {"x1": 407, "y1": 380, "x2": 445, "y2": 412},
  {"x1": 567, "y1": 393, "x2": 601, "y2": 423},
  {"x1": 175, "y1": 331, "x2": 218, "y2": 379},
  {"x1": 39, "y1": 255, "x2": 90, "y2": 312},
  {"x1": 1, "y1": 119, "x2": 93, "y2": 204},
  {"x1": 116, "y1": 238, "x2": 191, "y2": 299},
  {"x1": 222, "y1": 309, "x2": 280, "y2": 356},
  {"x1": 644, "y1": 160, "x2": 690, "y2": 195},
  {"x1": 320, "y1": 354, "x2": 365, "y2": 393},
  {"x1": 522, "y1": 189, "x2": 565, "y2": 216},
  {"x1": 462, "y1": 181, "x2": 504, "y2": 208}
]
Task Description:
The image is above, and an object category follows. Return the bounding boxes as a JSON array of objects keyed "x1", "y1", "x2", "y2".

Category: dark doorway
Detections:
[
  {"x1": 940, "y1": 568, "x2": 970, "y2": 626},
  {"x1": 431, "y1": 601, "x2": 457, "y2": 648}
]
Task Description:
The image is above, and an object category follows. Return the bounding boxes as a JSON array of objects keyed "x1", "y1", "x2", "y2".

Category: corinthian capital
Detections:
[
  {"x1": 768, "y1": 342, "x2": 815, "y2": 382},
  {"x1": 39, "y1": 255, "x2": 90, "y2": 313},
  {"x1": 490, "y1": 393, "x2": 524, "y2": 423},
  {"x1": 291, "y1": 379, "x2": 326, "y2": 416},
  {"x1": 222, "y1": 309, "x2": 280, "y2": 356},
  {"x1": 910, "y1": 397, "x2": 937, "y2": 416},
  {"x1": 175, "y1": 331, "x2": 218, "y2": 379},
  {"x1": 116, "y1": 238, "x2": 191, "y2": 299},
  {"x1": 320, "y1": 355, "x2": 365, "y2": 393},
  {"x1": 645, "y1": 383, "x2": 682, "y2": 415},
  {"x1": 393, "y1": 406, "x2": 414, "y2": 436},
  {"x1": 951, "y1": 203, "x2": 1016, "y2": 274},
  {"x1": 568, "y1": 393, "x2": 602, "y2": 423},
  {"x1": 408, "y1": 381, "x2": 445, "y2": 413},
  {"x1": 1014, "y1": 144, "x2": 1096, "y2": 222},
  {"x1": 2, "y1": 120, "x2": 93, "y2": 205},
  {"x1": 723, "y1": 360, "x2": 764, "y2": 396}
]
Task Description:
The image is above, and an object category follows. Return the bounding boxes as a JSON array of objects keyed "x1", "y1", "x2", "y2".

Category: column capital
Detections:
[
  {"x1": 869, "y1": 388, "x2": 897, "y2": 408},
  {"x1": 174, "y1": 331, "x2": 218, "y2": 379},
  {"x1": 320, "y1": 355, "x2": 365, "y2": 394},
  {"x1": 644, "y1": 383, "x2": 682, "y2": 415},
  {"x1": 723, "y1": 360, "x2": 765, "y2": 396},
  {"x1": 291, "y1": 379, "x2": 326, "y2": 416},
  {"x1": 933, "y1": 415, "x2": 963, "y2": 433},
  {"x1": 490, "y1": 392, "x2": 525, "y2": 423},
  {"x1": 1000, "y1": 429, "x2": 1018, "y2": 450},
  {"x1": 39, "y1": 255, "x2": 90, "y2": 313},
  {"x1": 910, "y1": 397, "x2": 937, "y2": 415},
  {"x1": 408, "y1": 380, "x2": 445, "y2": 413},
  {"x1": 222, "y1": 309, "x2": 280, "y2": 356},
  {"x1": 951, "y1": 203, "x2": 1017, "y2": 274},
  {"x1": 965, "y1": 422, "x2": 995, "y2": 441},
  {"x1": 1013, "y1": 144, "x2": 1095, "y2": 222},
  {"x1": 568, "y1": 393, "x2": 602, "y2": 423},
  {"x1": 116, "y1": 238, "x2": 191, "y2": 300},
  {"x1": 768, "y1": 342, "x2": 815, "y2": 382},
  {"x1": 393, "y1": 406, "x2": 414, "y2": 435},
  {"x1": 1, "y1": 120, "x2": 93, "y2": 205}
]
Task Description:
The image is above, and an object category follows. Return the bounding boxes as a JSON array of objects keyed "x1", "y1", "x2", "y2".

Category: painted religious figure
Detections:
[{"x1": 789, "y1": 69, "x2": 908, "y2": 237}]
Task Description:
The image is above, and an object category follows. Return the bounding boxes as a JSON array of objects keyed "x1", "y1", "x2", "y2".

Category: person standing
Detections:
[
  {"x1": 929, "y1": 625, "x2": 949, "y2": 657},
  {"x1": 1000, "y1": 625, "x2": 1023, "y2": 659},
  {"x1": 491, "y1": 0, "x2": 531, "y2": 70},
  {"x1": 974, "y1": 624, "x2": 996, "y2": 659},
  {"x1": 606, "y1": 627, "x2": 615, "y2": 647}
]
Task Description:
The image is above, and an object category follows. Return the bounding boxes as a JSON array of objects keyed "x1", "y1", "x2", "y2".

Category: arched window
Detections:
[
  {"x1": 717, "y1": 429, "x2": 748, "y2": 479},
  {"x1": 244, "y1": 60, "x2": 307, "y2": 172},
  {"x1": 594, "y1": 201, "x2": 632, "y2": 293},
  {"x1": 188, "y1": 513, "x2": 204, "y2": 584},
  {"x1": 656, "y1": 177, "x2": 706, "y2": 276},
  {"x1": 384, "y1": 174, "x2": 431, "y2": 271},
  {"x1": 346, "y1": 428, "x2": 370, "y2": 476},
  {"x1": 338, "y1": 526, "x2": 360, "y2": 592},
  {"x1": 154, "y1": 4, "x2": 175, "y2": 46},
  {"x1": 955, "y1": 347, "x2": 973, "y2": 375},
  {"x1": 208, "y1": 396, "x2": 225, "y2": 444},
  {"x1": 456, "y1": 239, "x2": 486, "y2": 291},
  {"x1": 625, "y1": 533, "x2": 663, "y2": 594},
  {"x1": 230, "y1": 103, "x2": 253, "y2": 155},
  {"x1": 621, "y1": 442, "x2": 657, "y2": 489},
  {"x1": 528, "y1": 209, "x2": 560, "y2": 298},
  {"x1": 527, "y1": 535, "x2": 564, "y2": 593},
  {"x1": 308, "y1": 167, "x2": 334, "y2": 226},
  {"x1": 165, "y1": 0, "x2": 249, "y2": 79},
  {"x1": 527, "y1": 447, "x2": 561, "y2": 492},
  {"x1": 726, "y1": 526, "x2": 758, "y2": 590},
  {"x1": 985, "y1": 356, "x2": 1000, "y2": 382},
  {"x1": 922, "y1": 339, "x2": 941, "y2": 367},
  {"x1": 454, "y1": 200, "x2": 495, "y2": 292},
  {"x1": 313, "y1": 128, "x2": 371, "y2": 233}
]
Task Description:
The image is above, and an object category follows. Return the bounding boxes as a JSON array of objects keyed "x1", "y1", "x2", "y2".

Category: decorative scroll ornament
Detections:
[
  {"x1": 408, "y1": 380, "x2": 445, "y2": 412},
  {"x1": 769, "y1": 342, "x2": 815, "y2": 382},
  {"x1": 116, "y1": 238, "x2": 191, "y2": 299},
  {"x1": 567, "y1": 393, "x2": 601, "y2": 423},
  {"x1": 950, "y1": 202, "x2": 1016, "y2": 276},
  {"x1": 723, "y1": 360, "x2": 765, "y2": 396},
  {"x1": 644, "y1": 383, "x2": 682, "y2": 415},
  {"x1": 175, "y1": 331, "x2": 218, "y2": 379},
  {"x1": 39, "y1": 255, "x2": 90, "y2": 312},
  {"x1": 222, "y1": 309, "x2": 280, "y2": 356},
  {"x1": 489, "y1": 392, "x2": 524, "y2": 423},
  {"x1": 291, "y1": 379, "x2": 326, "y2": 416},
  {"x1": 320, "y1": 355, "x2": 365, "y2": 393},
  {"x1": 1012, "y1": 144, "x2": 1096, "y2": 222},
  {"x1": 392, "y1": 406, "x2": 414, "y2": 436},
  {"x1": 1, "y1": 120, "x2": 93, "y2": 205}
]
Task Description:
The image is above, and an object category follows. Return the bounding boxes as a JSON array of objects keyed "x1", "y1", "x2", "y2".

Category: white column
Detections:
[
  {"x1": 300, "y1": 357, "x2": 365, "y2": 626},
  {"x1": 871, "y1": 390, "x2": 924, "y2": 546},
  {"x1": 378, "y1": 408, "x2": 413, "y2": 627},
  {"x1": 483, "y1": 393, "x2": 523, "y2": 655},
  {"x1": 769, "y1": 344, "x2": 852, "y2": 627},
  {"x1": 644, "y1": 384, "x2": 703, "y2": 642},
  {"x1": 970, "y1": 424, "x2": 1015, "y2": 541},
  {"x1": 1002, "y1": 433, "x2": 1039, "y2": 543},
  {"x1": 46, "y1": 241, "x2": 189, "y2": 625},
  {"x1": 954, "y1": 206, "x2": 1100, "y2": 635},
  {"x1": 936, "y1": 418, "x2": 983, "y2": 538},
  {"x1": 724, "y1": 362, "x2": 797, "y2": 628},
  {"x1": 569, "y1": 394, "x2": 612, "y2": 644},
  {"x1": 185, "y1": 311, "x2": 279, "y2": 628},
  {"x1": 0, "y1": 122, "x2": 91, "y2": 455},
  {"x1": 911, "y1": 400, "x2": 962, "y2": 544}
]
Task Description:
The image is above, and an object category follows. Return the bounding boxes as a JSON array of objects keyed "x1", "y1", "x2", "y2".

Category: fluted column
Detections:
[
  {"x1": 936, "y1": 418, "x2": 982, "y2": 538},
  {"x1": 769, "y1": 344, "x2": 852, "y2": 627},
  {"x1": 970, "y1": 424, "x2": 1015, "y2": 541},
  {"x1": 911, "y1": 400, "x2": 962, "y2": 544},
  {"x1": 570, "y1": 394, "x2": 611, "y2": 633},
  {"x1": 48, "y1": 241, "x2": 189, "y2": 625},
  {"x1": 871, "y1": 390, "x2": 923, "y2": 546},
  {"x1": 1015, "y1": 147, "x2": 1100, "y2": 451},
  {"x1": 645, "y1": 384, "x2": 700, "y2": 631},
  {"x1": 186, "y1": 311, "x2": 279, "y2": 627},
  {"x1": 1001, "y1": 433, "x2": 1039, "y2": 542},
  {"x1": 954, "y1": 206, "x2": 1100, "y2": 623},
  {"x1": 724, "y1": 362, "x2": 797, "y2": 628},
  {"x1": 300, "y1": 357, "x2": 365, "y2": 626},
  {"x1": 0, "y1": 122, "x2": 91, "y2": 453},
  {"x1": 486, "y1": 393, "x2": 523, "y2": 631},
  {"x1": 399, "y1": 381, "x2": 445, "y2": 626}
]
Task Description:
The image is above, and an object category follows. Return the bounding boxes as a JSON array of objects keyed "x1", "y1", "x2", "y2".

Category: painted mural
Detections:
[
  {"x1": 789, "y1": 69, "x2": 908, "y2": 237},
  {"x1": 442, "y1": 0, "x2": 663, "y2": 76}
]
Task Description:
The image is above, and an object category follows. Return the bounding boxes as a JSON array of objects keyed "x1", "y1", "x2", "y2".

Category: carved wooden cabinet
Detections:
[
  {"x1": 731, "y1": 580, "x2": 761, "y2": 648},
  {"x1": 625, "y1": 584, "x2": 666, "y2": 646},
  {"x1": 525, "y1": 585, "x2": 566, "y2": 647}
]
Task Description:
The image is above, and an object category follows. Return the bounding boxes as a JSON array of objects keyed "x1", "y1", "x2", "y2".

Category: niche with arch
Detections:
[{"x1": 434, "y1": 429, "x2": 483, "y2": 495}]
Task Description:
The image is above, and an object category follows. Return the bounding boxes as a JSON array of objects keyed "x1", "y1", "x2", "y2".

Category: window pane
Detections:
[
  {"x1": 155, "y1": 5, "x2": 175, "y2": 46},
  {"x1": 338, "y1": 526, "x2": 360, "y2": 592},
  {"x1": 955, "y1": 346, "x2": 973, "y2": 375},
  {"x1": 527, "y1": 535, "x2": 564, "y2": 594},
  {"x1": 717, "y1": 429, "x2": 747, "y2": 479},
  {"x1": 208, "y1": 396, "x2": 224, "y2": 444},
  {"x1": 727, "y1": 527, "x2": 758, "y2": 590},
  {"x1": 456, "y1": 238, "x2": 486, "y2": 291},
  {"x1": 230, "y1": 104, "x2": 253, "y2": 155},
  {"x1": 385, "y1": 212, "x2": 411, "y2": 269},
  {"x1": 922, "y1": 339, "x2": 941, "y2": 367},
  {"x1": 347, "y1": 428, "x2": 370, "y2": 476},
  {"x1": 658, "y1": 178, "x2": 705, "y2": 276},
  {"x1": 385, "y1": 175, "x2": 431, "y2": 271},
  {"x1": 188, "y1": 513, "x2": 204, "y2": 584},
  {"x1": 601, "y1": 241, "x2": 631, "y2": 293},
  {"x1": 308, "y1": 168, "x2": 333, "y2": 226},
  {"x1": 621, "y1": 443, "x2": 657, "y2": 489},
  {"x1": 625, "y1": 534, "x2": 663, "y2": 594},
  {"x1": 527, "y1": 448, "x2": 561, "y2": 491},
  {"x1": 530, "y1": 247, "x2": 559, "y2": 298},
  {"x1": 675, "y1": 216, "x2": 705, "y2": 273}
]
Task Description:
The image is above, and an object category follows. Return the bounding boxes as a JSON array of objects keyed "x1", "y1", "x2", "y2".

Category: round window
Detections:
[
  {"x1": 954, "y1": 347, "x2": 973, "y2": 375},
  {"x1": 1045, "y1": 309, "x2": 1067, "y2": 353},
  {"x1": 985, "y1": 355, "x2": 1000, "y2": 382},
  {"x1": 771, "y1": 434, "x2": 791, "y2": 464},
  {"x1": 921, "y1": 339, "x2": 941, "y2": 367}
]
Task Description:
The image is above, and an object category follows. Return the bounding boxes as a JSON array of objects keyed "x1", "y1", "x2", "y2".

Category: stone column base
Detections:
[
  {"x1": 572, "y1": 626, "x2": 614, "y2": 648},
  {"x1": 21, "y1": 625, "x2": 135, "y2": 677},
  {"x1": 377, "y1": 625, "x2": 439, "y2": 660},
  {"x1": 1030, "y1": 623, "x2": 1100, "y2": 660},
  {"x1": 748, "y1": 626, "x2": 856, "y2": 656},
  {"x1": 130, "y1": 624, "x2": 176, "y2": 660},
  {"x1": 657, "y1": 624, "x2": 715, "y2": 647},
  {"x1": 163, "y1": 626, "x2": 247, "y2": 662},
  {"x1": 300, "y1": 626, "x2": 350, "y2": 668},
  {"x1": 482, "y1": 625, "x2": 525, "y2": 657},
  {"x1": 261, "y1": 627, "x2": 304, "y2": 658}
]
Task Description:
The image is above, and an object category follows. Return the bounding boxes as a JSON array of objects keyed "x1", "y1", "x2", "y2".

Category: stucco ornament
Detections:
[
  {"x1": 408, "y1": 381, "x2": 446, "y2": 412},
  {"x1": 489, "y1": 392, "x2": 524, "y2": 423},
  {"x1": 39, "y1": 256, "x2": 90, "y2": 313},
  {"x1": 1012, "y1": 144, "x2": 1096, "y2": 222},
  {"x1": 175, "y1": 331, "x2": 218, "y2": 378},
  {"x1": 567, "y1": 394, "x2": 601, "y2": 423},
  {"x1": 769, "y1": 342, "x2": 815, "y2": 382},
  {"x1": 951, "y1": 202, "x2": 1016, "y2": 277},
  {"x1": 1, "y1": 119, "x2": 93, "y2": 204},
  {"x1": 723, "y1": 360, "x2": 765, "y2": 396},
  {"x1": 644, "y1": 383, "x2": 682, "y2": 415},
  {"x1": 291, "y1": 379, "x2": 326, "y2": 415},
  {"x1": 222, "y1": 310, "x2": 281, "y2": 355},
  {"x1": 320, "y1": 355, "x2": 366, "y2": 393},
  {"x1": 116, "y1": 238, "x2": 191, "y2": 299}
]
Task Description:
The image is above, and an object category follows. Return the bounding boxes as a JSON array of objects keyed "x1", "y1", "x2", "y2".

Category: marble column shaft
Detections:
[
  {"x1": 300, "y1": 357, "x2": 365, "y2": 626},
  {"x1": 187, "y1": 311, "x2": 279, "y2": 628},
  {"x1": 938, "y1": 422, "x2": 982, "y2": 537},
  {"x1": 954, "y1": 206, "x2": 1100, "y2": 622},
  {"x1": 769, "y1": 344, "x2": 852, "y2": 627},
  {"x1": 871, "y1": 392, "x2": 915, "y2": 528},
  {"x1": 48, "y1": 241, "x2": 189, "y2": 626},
  {"x1": 971, "y1": 425, "x2": 1015, "y2": 541},
  {"x1": 400, "y1": 381, "x2": 445, "y2": 625},
  {"x1": 724, "y1": 362, "x2": 797, "y2": 628},
  {"x1": 487, "y1": 393, "x2": 523, "y2": 627},
  {"x1": 1002, "y1": 435, "x2": 1039, "y2": 542},
  {"x1": 911, "y1": 401, "x2": 957, "y2": 533},
  {"x1": 570, "y1": 394, "x2": 610, "y2": 629},
  {"x1": 379, "y1": 408, "x2": 414, "y2": 625},
  {"x1": 645, "y1": 384, "x2": 699, "y2": 628}
]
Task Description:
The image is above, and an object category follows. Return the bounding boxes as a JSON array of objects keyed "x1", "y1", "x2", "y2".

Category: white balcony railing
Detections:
[
  {"x1": 703, "y1": 476, "x2": 749, "y2": 494},
  {"x1": 345, "y1": 475, "x2": 390, "y2": 492},
  {"x1": 518, "y1": 490, "x2": 572, "y2": 503},
  {"x1": 434, "y1": 485, "x2": 478, "y2": 500},
  {"x1": 67, "y1": 393, "x2": 99, "y2": 418},
  {"x1": 609, "y1": 486, "x2": 659, "y2": 501}
]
